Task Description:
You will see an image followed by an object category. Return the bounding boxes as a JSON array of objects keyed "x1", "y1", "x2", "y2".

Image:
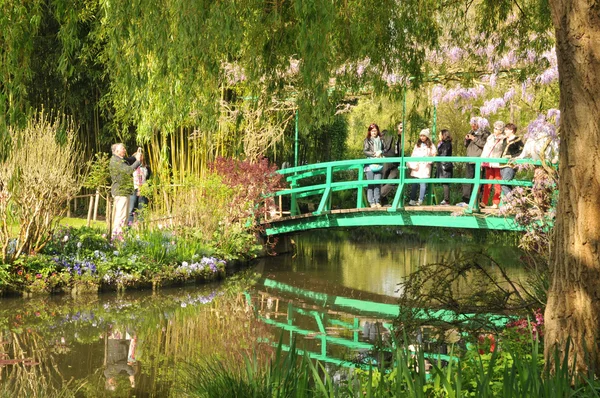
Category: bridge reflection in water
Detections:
[{"x1": 246, "y1": 278, "x2": 511, "y2": 369}]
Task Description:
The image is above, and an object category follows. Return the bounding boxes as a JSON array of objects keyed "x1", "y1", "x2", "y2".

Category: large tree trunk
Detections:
[{"x1": 545, "y1": 0, "x2": 600, "y2": 374}]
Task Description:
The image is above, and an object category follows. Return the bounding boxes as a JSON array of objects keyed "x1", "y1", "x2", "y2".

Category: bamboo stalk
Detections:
[
  {"x1": 93, "y1": 190, "x2": 100, "y2": 221},
  {"x1": 87, "y1": 195, "x2": 93, "y2": 227}
]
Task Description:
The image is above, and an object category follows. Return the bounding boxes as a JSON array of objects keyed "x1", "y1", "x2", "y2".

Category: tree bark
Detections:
[{"x1": 545, "y1": 0, "x2": 600, "y2": 374}]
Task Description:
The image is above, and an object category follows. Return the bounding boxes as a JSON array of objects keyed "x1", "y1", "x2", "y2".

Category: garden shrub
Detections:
[
  {"x1": 166, "y1": 157, "x2": 284, "y2": 260},
  {"x1": 0, "y1": 112, "x2": 83, "y2": 264}
]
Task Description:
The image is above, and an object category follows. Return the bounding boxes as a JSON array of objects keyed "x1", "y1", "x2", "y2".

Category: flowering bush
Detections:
[
  {"x1": 165, "y1": 158, "x2": 284, "y2": 260},
  {"x1": 4, "y1": 224, "x2": 229, "y2": 295},
  {"x1": 500, "y1": 309, "x2": 544, "y2": 357},
  {"x1": 174, "y1": 257, "x2": 226, "y2": 280}
]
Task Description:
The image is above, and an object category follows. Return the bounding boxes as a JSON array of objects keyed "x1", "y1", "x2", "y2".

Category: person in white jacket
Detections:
[{"x1": 407, "y1": 128, "x2": 437, "y2": 206}]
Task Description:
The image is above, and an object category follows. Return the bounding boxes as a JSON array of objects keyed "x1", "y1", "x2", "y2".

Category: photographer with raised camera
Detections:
[{"x1": 109, "y1": 144, "x2": 141, "y2": 237}]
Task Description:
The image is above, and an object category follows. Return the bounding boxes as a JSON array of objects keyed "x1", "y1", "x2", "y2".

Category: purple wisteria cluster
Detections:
[
  {"x1": 175, "y1": 256, "x2": 226, "y2": 277},
  {"x1": 479, "y1": 87, "x2": 517, "y2": 115},
  {"x1": 525, "y1": 110, "x2": 560, "y2": 141},
  {"x1": 431, "y1": 84, "x2": 486, "y2": 107}
]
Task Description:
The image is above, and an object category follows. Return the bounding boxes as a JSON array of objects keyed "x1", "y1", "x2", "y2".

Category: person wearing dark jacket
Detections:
[
  {"x1": 109, "y1": 143, "x2": 141, "y2": 237},
  {"x1": 363, "y1": 123, "x2": 384, "y2": 208},
  {"x1": 500, "y1": 123, "x2": 524, "y2": 198},
  {"x1": 435, "y1": 129, "x2": 453, "y2": 205},
  {"x1": 380, "y1": 128, "x2": 399, "y2": 202},
  {"x1": 458, "y1": 117, "x2": 490, "y2": 206}
]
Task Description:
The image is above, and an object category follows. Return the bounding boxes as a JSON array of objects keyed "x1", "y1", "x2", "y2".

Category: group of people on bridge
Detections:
[{"x1": 363, "y1": 117, "x2": 557, "y2": 209}]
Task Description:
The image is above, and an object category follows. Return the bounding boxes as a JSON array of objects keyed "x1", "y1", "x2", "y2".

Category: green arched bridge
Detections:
[{"x1": 264, "y1": 156, "x2": 549, "y2": 236}]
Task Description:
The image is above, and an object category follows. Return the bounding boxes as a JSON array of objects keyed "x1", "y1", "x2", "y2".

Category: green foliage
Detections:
[
  {"x1": 178, "y1": 335, "x2": 600, "y2": 398},
  {"x1": 82, "y1": 152, "x2": 110, "y2": 190}
]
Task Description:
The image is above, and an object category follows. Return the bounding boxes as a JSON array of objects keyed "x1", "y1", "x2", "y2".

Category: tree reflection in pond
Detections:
[{"x1": 0, "y1": 275, "x2": 273, "y2": 396}]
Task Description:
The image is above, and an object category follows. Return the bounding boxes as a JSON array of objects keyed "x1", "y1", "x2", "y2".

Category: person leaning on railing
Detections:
[
  {"x1": 480, "y1": 121, "x2": 507, "y2": 209},
  {"x1": 435, "y1": 129, "x2": 453, "y2": 205},
  {"x1": 499, "y1": 123, "x2": 524, "y2": 199},
  {"x1": 363, "y1": 123, "x2": 384, "y2": 208}
]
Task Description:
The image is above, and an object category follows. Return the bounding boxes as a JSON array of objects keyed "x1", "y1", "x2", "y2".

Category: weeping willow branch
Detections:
[{"x1": 396, "y1": 252, "x2": 542, "y2": 336}]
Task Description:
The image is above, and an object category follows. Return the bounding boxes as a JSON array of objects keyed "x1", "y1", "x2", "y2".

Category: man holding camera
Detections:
[
  {"x1": 109, "y1": 143, "x2": 141, "y2": 237},
  {"x1": 380, "y1": 122, "x2": 404, "y2": 203},
  {"x1": 457, "y1": 117, "x2": 490, "y2": 207}
]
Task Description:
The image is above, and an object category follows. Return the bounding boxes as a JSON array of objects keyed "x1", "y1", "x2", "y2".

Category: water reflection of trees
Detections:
[
  {"x1": 0, "y1": 278, "x2": 273, "y2": 396},
  {"x1": 289, "y1": 231, "x2": 525, "y2": 298},
  {"x1": 0, "y1": 328, "x2": 80, "y2": 397}
]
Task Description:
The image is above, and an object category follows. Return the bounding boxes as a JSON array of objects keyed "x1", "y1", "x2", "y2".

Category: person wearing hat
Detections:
[
  {"x1": 407, "y1": 128, "x2": 436, "y2": 206},
  {"x1": 479, "y1": 120, "x2": 507, "y2": 208}
]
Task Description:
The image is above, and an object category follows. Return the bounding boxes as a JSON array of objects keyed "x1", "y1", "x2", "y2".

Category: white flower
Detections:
[{"x1": 63, "y1": 235, "x2": 69, "y2": 242}]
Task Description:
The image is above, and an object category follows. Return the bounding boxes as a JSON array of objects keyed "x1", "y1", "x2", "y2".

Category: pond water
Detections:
[{"x1": 0, "y1": 229, "x2": 526, "y2": 396}]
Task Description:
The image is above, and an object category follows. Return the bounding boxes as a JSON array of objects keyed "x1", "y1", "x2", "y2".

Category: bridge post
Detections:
[
  {"x1": 427, "y1": 105, "x2": 438, "y2": 205},
  {"x1": 290, "y1": 181, "x2": 300, "y2": 216},
  {"x1": 467, "y1": 158, "x2": 483, "y2": 213},
  {"x1": 315, "y1": 166, "x2": 333, "y2": 214},
  {"x1": 356, "y1": 166, "x2": 365, "y2": 209}
]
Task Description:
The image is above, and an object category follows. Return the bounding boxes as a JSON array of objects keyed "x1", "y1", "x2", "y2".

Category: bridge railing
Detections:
[{"x1": 272, "y1": 157, "x2": 544, "y2": 216}]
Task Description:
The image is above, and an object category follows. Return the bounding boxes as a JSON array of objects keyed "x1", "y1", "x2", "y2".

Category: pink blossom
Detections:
[
  {"x1": 447, "y1": 46, "x2": 465, "y2": 63},
  {"x1": 499, "y1": 50, "x2": 517, "y2": 69},
  {"x1": 431, "y1": 85, "x2": 445, "y2": 106},
  {"x1": 480, "y1": 97, "x2": 507, "y2": 116},
  {"x1": 285, "y1": 58, "x2": 300, "y2": 75},
  {"x1": 356, "y1": 58, "x2": 370, "y2": 77},
  {"x1": 536, "y1": 66, "x2": 558, "y2": 85},
  {"x1": 503, "y1": 88, "x2": 516, "y2": 102}
]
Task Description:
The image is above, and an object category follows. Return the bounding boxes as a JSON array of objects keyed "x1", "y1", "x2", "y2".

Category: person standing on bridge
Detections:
[
  {"x1": 480, "y1": 121, "x2": 507, "y2": 208},
  {"x1": 435, "y1": 129, "x2": 453, "y2": 205},
  {"x1": 457, "y1": 117, "x2": 490, "y2": 207},
  {"x1": 407, "y1": 128, "x2": 436, "y2": 206},
  {"x1": 499, "y1": 123, "x2": 524, "y2": 199},
  {"x1": 363, "y1": 123, "x2": 384, "y2": 208},
  {"x1": 380, "y1": 127, "x2": 400, "y2": 205}
]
